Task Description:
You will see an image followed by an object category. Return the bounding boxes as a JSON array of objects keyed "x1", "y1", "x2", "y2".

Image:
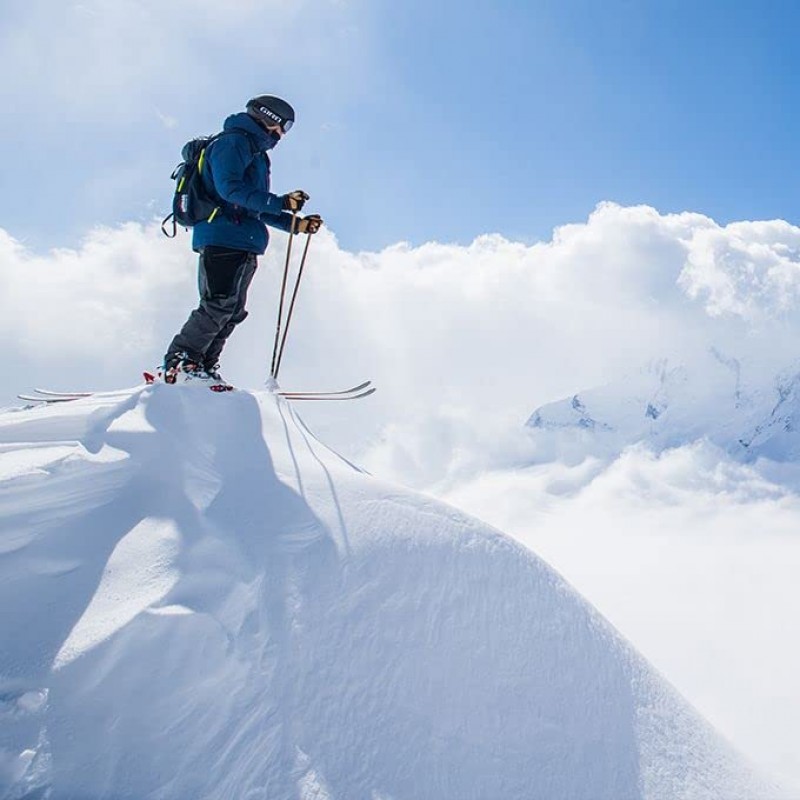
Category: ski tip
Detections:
[
  {"x1": 277, "y1": 380, "x2": 373, "y2": 398},
  {"x1": 143, "y1": 372, "x2": 157, "y2": 384},
  {"x1": 281, "y1": 386, "x2": 377, "y2": 401}
]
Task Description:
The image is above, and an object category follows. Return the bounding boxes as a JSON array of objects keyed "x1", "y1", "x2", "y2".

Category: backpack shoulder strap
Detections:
[{"x1": 211, "y1": 128, "x2": 260, "y2": 158}]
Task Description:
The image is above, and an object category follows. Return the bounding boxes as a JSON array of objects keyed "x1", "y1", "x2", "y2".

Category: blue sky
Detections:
[{"x1": 3, "y1": 0, "x2": 800, "y2": 253}]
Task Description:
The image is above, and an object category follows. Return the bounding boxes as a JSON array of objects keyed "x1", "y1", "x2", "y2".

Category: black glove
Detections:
[
  {"x1": 282, "y1": 190, "x2": 310, "y2": 212},
  {"x1": 295, "y1": 214, "x2": 323, "y2": 234}
]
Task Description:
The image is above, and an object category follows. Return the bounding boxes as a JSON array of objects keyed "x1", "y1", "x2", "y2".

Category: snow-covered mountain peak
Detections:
[
  {"x1": 0, "y1": 385, "x2": 784, "y2": 798},
  {"x1": 527, "y1": 347, "x2": 800, "y2": 463}
]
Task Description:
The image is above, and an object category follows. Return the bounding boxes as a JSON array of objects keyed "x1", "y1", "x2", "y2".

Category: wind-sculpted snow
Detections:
[{"x1": 0, "y1": 387, "x2": 784, "y2": 798}]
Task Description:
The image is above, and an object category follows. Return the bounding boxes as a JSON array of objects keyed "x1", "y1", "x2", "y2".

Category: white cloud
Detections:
[
  {"x1": 3, "y1": 202, "x2": 800, "y2": 477},
  {"x1": 0, "y1": 223, "x2": 193, "y2": 396},
  {"x1": 679, "y1": 218, "x2": 800, "y2": 321},
  {"x1": 154, "y1": 108, "x2": 179, "y2": 130}
]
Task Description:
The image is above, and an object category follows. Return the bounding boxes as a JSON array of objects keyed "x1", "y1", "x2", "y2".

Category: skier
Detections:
[{"x1": 161, "y1": 95, "x2": 323, "y2": 387}]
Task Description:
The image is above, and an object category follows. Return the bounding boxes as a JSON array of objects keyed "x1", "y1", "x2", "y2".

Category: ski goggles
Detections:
[
  {"x1": 280, "y1": 118, "x2": 294, "y2": 133},
  {"x1": 267, "y1": 117, "x2": 294, "y2": 134},
  {"x1": 257, "y1": 105, "x2": 294, "y2": 134}
]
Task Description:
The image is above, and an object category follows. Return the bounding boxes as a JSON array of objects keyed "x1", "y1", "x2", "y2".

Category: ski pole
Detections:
[
  {"x1": 274, "y1": 232, "x2": 313, "y2": 380},
  {"x1": 270, "y1": 212, "x2": 298, "y2": 379}
]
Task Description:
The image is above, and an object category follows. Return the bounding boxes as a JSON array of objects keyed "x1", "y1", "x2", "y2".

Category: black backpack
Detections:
[{"x1": 161, "y1": 131, "x2": 257, "y2": 238}]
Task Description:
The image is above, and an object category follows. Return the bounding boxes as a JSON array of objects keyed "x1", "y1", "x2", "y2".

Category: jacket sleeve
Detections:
[
  {"x1": 207, "y1": 134, "x2": 285, "y2": 216},
  {"x1": 259, "y1": 211, "x2": 296, "y2": 232}
]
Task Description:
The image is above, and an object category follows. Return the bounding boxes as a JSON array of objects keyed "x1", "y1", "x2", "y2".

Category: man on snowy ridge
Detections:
[{"x1": 162, "y1": 94, "x2": 323, "y2": 388}]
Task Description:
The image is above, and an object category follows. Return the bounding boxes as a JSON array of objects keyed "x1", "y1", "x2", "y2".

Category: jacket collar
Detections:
[{"x1": 223, "y1": 112, "x2": 276, "y2": 151}]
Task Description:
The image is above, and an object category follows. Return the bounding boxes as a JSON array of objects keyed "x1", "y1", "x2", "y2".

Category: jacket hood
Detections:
[{"x1": 223, "y1": 112, "x2": 278, "y2": 151}]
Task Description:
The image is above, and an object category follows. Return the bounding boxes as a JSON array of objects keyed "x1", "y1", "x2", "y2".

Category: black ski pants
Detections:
[{"x1": 165, "y1": 246, "x2": 258, "y2": 369}]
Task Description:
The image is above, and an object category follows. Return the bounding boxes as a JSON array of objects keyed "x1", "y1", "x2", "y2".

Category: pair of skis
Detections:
[
  {"x1": 18, "y1": 380, "x2": 375, "y2": 405},
  {"x1": 20, "y1": 216, "x2": 376, "y2": 407}
]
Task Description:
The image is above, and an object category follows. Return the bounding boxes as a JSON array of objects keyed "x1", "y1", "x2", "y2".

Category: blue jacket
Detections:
[{"x1": 192, "y1": 113, "x2": 294, "y2": 254}]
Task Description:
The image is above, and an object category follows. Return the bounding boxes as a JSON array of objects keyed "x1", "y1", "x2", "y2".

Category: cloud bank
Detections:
[{"x1": 4, "y1": 202, "x2": 800, "y2": 481}]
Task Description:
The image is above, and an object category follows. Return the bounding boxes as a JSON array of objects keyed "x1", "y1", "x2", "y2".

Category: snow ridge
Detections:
[{"x1": 0, "y1": 386, "x2": 783, "y2": 798}]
